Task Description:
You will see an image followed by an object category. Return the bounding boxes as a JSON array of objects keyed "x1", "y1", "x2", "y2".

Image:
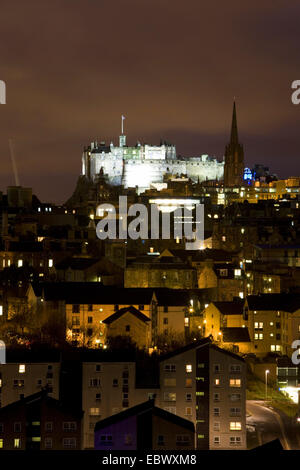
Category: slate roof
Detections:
[
  {"x1": 94, "y1": 399, "x2": 194, "y2": 433},
  {"x1": 212, "y1": 300, "x2": 244, "y2": 316},
  {"x1": 221, "y1": 327, "x2": 250, "y2": 343},
  {"x1": 31, "y1": 283, "x2": 155, "y2": 305},
  {"x1": 31, "y1": 283, "x2": 213, "y2": 307},
  {"x1": 158, "y1": 337, "x2": 245, "y2": 363},
  {"x1": 55, "y1": 257, "x2": 100, "y2": 270},
  {"x1": 246, "y1": 293, "x2": 300, "y2": 312},
  {"x1": 102, "y1": 306, "x2": 150, "y2": 325},
  {"x1": 0, "y1": 390, "x2": 83, "y2": 418},
  {"x1": 168, "y1": 248, "x2": 236, "y2": 262}
]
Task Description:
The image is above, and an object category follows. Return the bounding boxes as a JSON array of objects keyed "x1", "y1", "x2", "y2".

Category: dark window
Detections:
[
  {"x1": 138, "y1": 305, "x2": 144, "y2": 311},
  {"x1": 72, "y1": 304, "x2": 80, "y2": 313},
  {"x1": 45, "y1": 422, "x2": 53, "y2": 432},
  {"x1": 88, "y1": 304, "x2": 93, "y2": 311},
  {"x1": 114, "y1": 304, "x2": 119, "y2": 311},
  {"x1": 163, "y1": 318, "x2": 168, "y2": 325},
  {"x1": 14, "y1": 423, "x2": 21, "y2": 432},
  {"x1": 276, "y1": 322, "x2": 281, "y2": 329},
  {"x1": 88, "y1": 317, "x2": 93, "y2": 324},
  {"x1": 163, "y1": 306, "x2": 168, "y2": 313},
  {"x1": 125, "y1": 325, "x2": 130, "y2": 332}
]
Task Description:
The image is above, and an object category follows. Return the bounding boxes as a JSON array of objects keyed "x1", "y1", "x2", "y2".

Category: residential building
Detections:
[
  {"x1": 0, "y1": 390, "x2": 83, "y2": 450},
  {"x1": 157, "y1": 338, "x2": 246, "y2": 449},
  {"x1": 94, "y1": 399, "x2": 194, "y2": 450}
]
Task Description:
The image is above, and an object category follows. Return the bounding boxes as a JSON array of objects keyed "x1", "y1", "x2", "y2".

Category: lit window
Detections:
[
  {"x1": 18, "y1": 260, "x2": 23, "y2": 267},
  {"x1": 230, "y1": 379, "x2": 241, "y2": 388},
  {"x1": 89, "y1": 408, "x2": 100, "y2": 416},
  {"x1": 48, "y1": 259, "x2": 53, "y2": 268},
  {"x1": 164, "y1": 392, "x2": 176, "y2": 402},
  {"x1": 19, "y1": 365, "x2": 25, "y2": 374},
  {"x1": 0, "y1": 306, "x2": 2, "y2": 316},
  {"x1": 186, "y1": 364, "x2": 192, "y2": 373},
  {"x1": 0, "y1": 439, "x2": 3, "y2": 448},
  {"x1": 185, "y1": 378, "x2": 192, "y2": 387},
  {"x1": 164, "y1": 378, "x2": 176, "y2": 387},
  {"x1": 14, "y1": 438, "x2": 21, "y2": 449},
  {"x1": 230, "y1": 422, "x2": 242, "y2": 431},
  {"x1": 215, "y1": 378, "x2": 220, "y2": 386}
]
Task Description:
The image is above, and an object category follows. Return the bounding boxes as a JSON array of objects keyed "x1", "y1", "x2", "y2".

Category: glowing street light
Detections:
[{"x1": 265, "y1": 369, "x2": 270, "y2": 401}]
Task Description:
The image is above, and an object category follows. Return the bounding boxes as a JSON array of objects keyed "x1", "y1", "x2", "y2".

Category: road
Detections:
[{"x1": 247, "y1": 400, "x2": 300, "y2": 450}]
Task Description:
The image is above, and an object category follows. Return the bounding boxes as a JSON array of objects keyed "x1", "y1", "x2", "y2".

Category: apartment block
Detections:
[{"x1": 157, "y1": 338, "x2": 246, "y2": 449}]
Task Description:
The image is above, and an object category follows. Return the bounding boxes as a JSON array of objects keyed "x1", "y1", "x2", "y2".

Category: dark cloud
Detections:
[{"x1": 0, "y1": 0, "x2": 299, "y2": 202}]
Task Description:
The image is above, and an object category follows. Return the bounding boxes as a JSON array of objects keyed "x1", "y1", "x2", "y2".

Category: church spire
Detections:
[
  {"x1": 224, "y1": 100, "x2": 245, "y2": 187},
  {"x1": 230, "y1": 100, "x2": 239, "y2": 145}
]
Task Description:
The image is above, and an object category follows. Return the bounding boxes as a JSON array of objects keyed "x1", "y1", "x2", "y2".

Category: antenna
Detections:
[
  {"x1": 121, "y1": 115, "x2": 125, "y2": 135},
  {"x1": 9, "y1": 139, "x2": 20, "y2": 186}
]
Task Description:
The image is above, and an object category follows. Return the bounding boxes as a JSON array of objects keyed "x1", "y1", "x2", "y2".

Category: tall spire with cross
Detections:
[{"x1": 224, "y1": 100, "x2": 244, "y2": 187}]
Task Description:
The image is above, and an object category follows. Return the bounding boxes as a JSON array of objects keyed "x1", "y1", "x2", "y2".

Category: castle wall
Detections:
[{"x1": 82, "y1": 141, "x2": 224, "y2": 191}]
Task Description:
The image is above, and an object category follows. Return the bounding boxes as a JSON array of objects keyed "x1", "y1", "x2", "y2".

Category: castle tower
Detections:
[
  {"x1": 224, "y1": 101, "x2": 244, "y2": 187},
  {"x1": 119, "y1": 115, "x2": 126, "y2": 147}
]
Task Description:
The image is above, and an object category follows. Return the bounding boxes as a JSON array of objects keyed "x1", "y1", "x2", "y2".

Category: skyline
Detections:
[{"x1": 0, "y1": 0, "x2": 300, "y2": 202}]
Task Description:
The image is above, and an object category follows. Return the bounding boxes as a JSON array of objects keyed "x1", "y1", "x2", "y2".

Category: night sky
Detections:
[{"x1": 0, "y1": 0, "x2": 300, "y2": 203}]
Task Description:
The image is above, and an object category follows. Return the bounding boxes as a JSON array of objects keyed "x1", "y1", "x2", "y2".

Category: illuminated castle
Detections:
[{"x1": 81, "y1": 122, "x2": 224, "y2": 193}]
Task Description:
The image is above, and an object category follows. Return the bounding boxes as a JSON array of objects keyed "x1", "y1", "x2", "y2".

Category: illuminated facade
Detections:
[{"x1": 81, "y1": 135, "x2": 224, "y2": 193}]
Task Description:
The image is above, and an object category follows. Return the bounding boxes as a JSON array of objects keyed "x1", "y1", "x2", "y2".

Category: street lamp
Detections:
[{"x1": 265, "y1": 369, "x2": 270, "y2": 401}]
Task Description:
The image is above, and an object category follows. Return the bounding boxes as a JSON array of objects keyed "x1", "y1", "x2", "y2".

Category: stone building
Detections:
[
  {"x1": 81, "y1": 135, "x2": 224, "y2": 194},
  {"x1": 224, "y1": 102, "x2": 245, "y2": 188}
]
